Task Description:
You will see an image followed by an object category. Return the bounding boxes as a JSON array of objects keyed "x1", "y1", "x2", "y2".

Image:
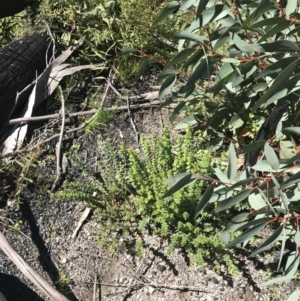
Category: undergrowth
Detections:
[{"x1": 53, "y1": 128, "x2": 242, "y2": 274}]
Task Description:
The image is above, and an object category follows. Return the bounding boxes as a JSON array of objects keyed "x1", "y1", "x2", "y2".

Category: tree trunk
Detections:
[
  {"x1": 0, "y1": 0, "x2": 35, "y2": 18},
  {"x1": 0, "y1": 33, "x2": 52, "y2": 133}
]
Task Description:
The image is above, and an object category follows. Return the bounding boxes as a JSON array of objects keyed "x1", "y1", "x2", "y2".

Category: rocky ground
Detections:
[{"x1": 0, "y1": 67, "x2": 298, "y2": 301}]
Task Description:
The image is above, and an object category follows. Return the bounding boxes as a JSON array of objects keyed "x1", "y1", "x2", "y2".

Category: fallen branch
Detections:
[
  {"x1": 52, "y1": 86, "x2": 66, "y2": 190},
  {"x1": 0, "y1": 232, "x2": 71, "y2": 301},
  {"x1": 9, "y1": 101, "x2": 177, "y2": 125},
  {"x1": 126, "y1": 96, "x2": 139, "y2": 144}
]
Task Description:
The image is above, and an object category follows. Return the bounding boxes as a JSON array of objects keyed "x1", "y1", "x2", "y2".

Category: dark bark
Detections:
[
  {"x1": 0, "y1": 0, "x2": 35, "y2": 18},
  {"x1": 0, "y1": 33, "x2": 52, "y2": 133}
]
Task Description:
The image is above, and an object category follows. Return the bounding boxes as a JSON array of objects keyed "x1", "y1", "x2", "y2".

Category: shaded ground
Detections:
[{"x1": 0, "y1": 68, "x2": 298, "y2": 301}]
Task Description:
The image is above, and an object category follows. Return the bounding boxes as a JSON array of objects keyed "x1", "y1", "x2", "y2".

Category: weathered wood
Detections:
[
  {"x1": 0, "y1": 232, "x2": 71, "y2": 301},
  {"x1": 0, "y1": 33, "x2": 52, "y2": 133},
  {"x1": 0, "y1": 0, "x2": 35, "y2": 18}
]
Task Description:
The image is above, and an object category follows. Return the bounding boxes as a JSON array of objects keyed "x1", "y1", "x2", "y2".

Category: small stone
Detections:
[
  {"x1": 157, "y1": 264, "x2": 166, "y2": 272},
  {"x1": 148, "y1": 286, "x2": 155, "y2": 294}
]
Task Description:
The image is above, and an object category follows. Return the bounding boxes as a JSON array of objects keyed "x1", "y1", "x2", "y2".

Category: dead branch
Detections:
[
  {"x1": 51, "y1": 86, "x2": 66, "y2": 191},
  {"x1": 126, "y1": 96, "x2": 139, "y2": 144},
  {"x1": 0, "y1": 232, "x2": 71, "y2": 301},
  {"x1": 9, "y1": 101, "x2": 176, "y2": 125}
]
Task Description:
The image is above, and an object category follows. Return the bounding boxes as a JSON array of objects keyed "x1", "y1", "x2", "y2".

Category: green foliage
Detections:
[
  {"x1": 153, "y1": 0, "x2": 300, "y2": 298},
  {"x1": 53, "y1": 127, "x2": 240, "y2": 272},
  {"x1": 0, "y1": 150, "x2": 41, "y2": 202},
  {"x1": 37, "y1": 0, "x2": 192, "y2": 80},
  {"x1": 84, "y1": 109, "x2": 114, "y2": 132}
]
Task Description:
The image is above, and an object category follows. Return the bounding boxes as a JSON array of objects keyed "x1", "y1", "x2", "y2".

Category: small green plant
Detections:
[
  {"x1": 84, "y1": 109, "x2": 114, "y2": 132},
  {"x1": 53, "y1": 127, "x2": 242, "y2": 273},
  {"x1": 56, "y1": 268, "x2": 70, "y2": 293}
]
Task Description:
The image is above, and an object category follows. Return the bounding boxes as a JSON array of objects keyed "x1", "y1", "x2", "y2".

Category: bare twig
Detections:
[
  {"x1": 0, "y1": 232, "x2": 71, "y2": 301},
  {"x1": 9, "y1": 101, "x2": 176, "y2": 125},
  {"x1": 94, "y1": 76, "x2": 122, "y2": 98},
  {"x1": 51, "y1": 86, "x2": 66, "y2": 191},
  {"x1": 126, "y1": 96, "x2": 139, "y2": 144},
  {"x1": 71, "y1": 207, "x2": 91, "y2": 238},
  {"x1": 84, "y1": 280, "x2": 211, "y2": 293}
]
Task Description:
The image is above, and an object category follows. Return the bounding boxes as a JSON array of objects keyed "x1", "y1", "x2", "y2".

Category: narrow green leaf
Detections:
[
  {"x1": 180, "y1": 0, "x2": 197, "y2": 12},
  {"x1": 173, "y1": 31, "x2": 208, "y2": 44},
  {"x1": 286, "y1": 0, "x2": 297, "y2": 16},
  {"x1": 196, "y1": 0, "x2": 210, "y2": 17},
  {"x1": 135, "y1": 59, "x2": 149, "y2": 81},
  {"x1": 163, "y1": 173, "x2": 198, "y2": 198},
  {"x1": 174, "y1": 114, "x2": 198, "y2": 129},
  {"x1": 255, "y1": 56, "x2": 299, "y2": 81},
  {"x1": 185, "y1": 57, "x2": 213, "y2": 96},
  {"x1": 250, "y1": 226, "x2": 283, "y2": 257},
  {"x1": 159, "y1": 74, "x2": 176, "y2": 101},
  {"x1": 229, "y1": 178, "x2": 260, "y2": 190},
  {"x1": 285, "y1": 251, "x2": 299, "y2": 284},
  {"x1": 277, "y1": 227, "x2": 286, "y2": 272},
  {"x1": 253, "y1": 60, "x2": 298, "y2": 112},
  {"x1": 280, "y1": 170, "x2": 300, "y2": 190},
  {"x1": 216, "y1": 190, "x2": 251, "y2": 213},
  {"x1": 194, "y1": 184, "x2": 214, "y2": 219},
  {"x1": 220, "y1": 230, "x2": 230, "y2": 245},
  {"x1": 248, "y1": 193, "x2": 266, "y2": 210},
  {"x1": 227, "y1": 143, "x2": 237, "y2": 180},
  {"x1": 243, "y1": 0, "x2": 274, "y2": 26},
  {"x1": 221, "y1": 58, "x2": 240, "y2": 64},
  {"x1": 282, "y1": 127, "x2": 300, "y2": 135},
  {"x1": 214, "y1": 166, "x2": 230, "y2": 183},
  {"x1": 153, "y1": 1, "x2": 180, "y2": 26},
  {"x1": 227, "y1": 223, "x2": 265, "y2": 248},
  {"x1": 120, "y1": 48, "x2": 137, "y2": 55},
  {"x1": 257, "y1": 188, "x2": 276, "y2": 214},
  {"x1": 295, "y1": 226, "x2": 300, "y2": 249},
  {"x1": 197, "y1": 4, "x2": 225, "y2": 27},
  {"x1": 260, "y1": 275, "x2": 296, "y2": 286},
  {"x1": 182, "y1": 49, "x2": 204, "y2": 69},
  {"x1": 242, "y1": 141, "x2": 267, "y2": 154},
  {"x1": 258, "y1": 20, "x2": 291, "y2": 43},
  {"x1": 264, "y1": 142, "x2": 280, "y2": 170},
  {"x1": 252, "y1": 161, "x2": 288, "y2": 172},
  {"x1": 250, "y1": 17, "x2": 288, "y2": 28},
  {"x1": 169, "y1": 102, "x2": 187, "y2": 123},
  {"x1": 246, "y1": 40, "x2": 299, "y2": 54},
  {"x1": 165, "y1": 172, "x2": 195, "y2": 185},
  {"x1": 223, "y1": 212, "x2": 249, "y2": 233},
  {"x1": 286, "y1": 289, "x2": 300, "y2": 301},
  {"x1": 163, "y1": 48, "x2": 195, "y2": 72},
  {"x1": 235, "y1": 217, "x2": 273, "y2": 232}
]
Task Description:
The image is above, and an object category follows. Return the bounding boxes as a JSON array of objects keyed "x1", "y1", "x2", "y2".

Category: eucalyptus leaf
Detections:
[
  {"x1": 250, "y1": 225, "x2": 283, "y2": 257},
  {"x1": 153, "y1": 1, "x2": 180, "y2": 26},
  {"x1": 194, "y1": 184, "x2": 214, "y2": 219},
  {"x1": 280, "y1": 170, "x2": 300, "y2": 190},
  {"x1": 135, "y1": 59, "x2": 149, "y2": 81},
  {"x1": 223, "y1": 212, "x2": 249, "y2": 233},
  {"x1": 227, "y1": 143, "x2": 237, "y2": 180},
  {"x1": 163, "y1": 173, "x2": 200, "y2": 198},
  {"x1": 196, "y1": 0, "x2": 210, "y2": 17},
  {"x1": 216, "y1": 190, "x2": 252, "y2": 213},
  {"x1": 264, "y1": 142, "x2": 280, "y2": 170},
  {"x1": 253, "y1": 60, "x2": 298, "y2": 112},
  {"x1": 180, "y1": 0, "x2": 197, "y2": 12},
  {"x1": 159, "y1": 74, "x2": 176, "y2": 101},
  {"x1": 282, "y1": 127, "x2": 300, "y2": 135},
  {"x1": 226, "y1": 223, "x2": 265, "y2": 248}
]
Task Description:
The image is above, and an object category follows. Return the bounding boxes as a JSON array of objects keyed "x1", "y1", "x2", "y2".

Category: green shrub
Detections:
[
  {"x1": 53, "y1": 127, "x2": 240, "y2": 273},
  {"x1": 148, "y1": 0, "x2": 300, "y2": 298}
]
